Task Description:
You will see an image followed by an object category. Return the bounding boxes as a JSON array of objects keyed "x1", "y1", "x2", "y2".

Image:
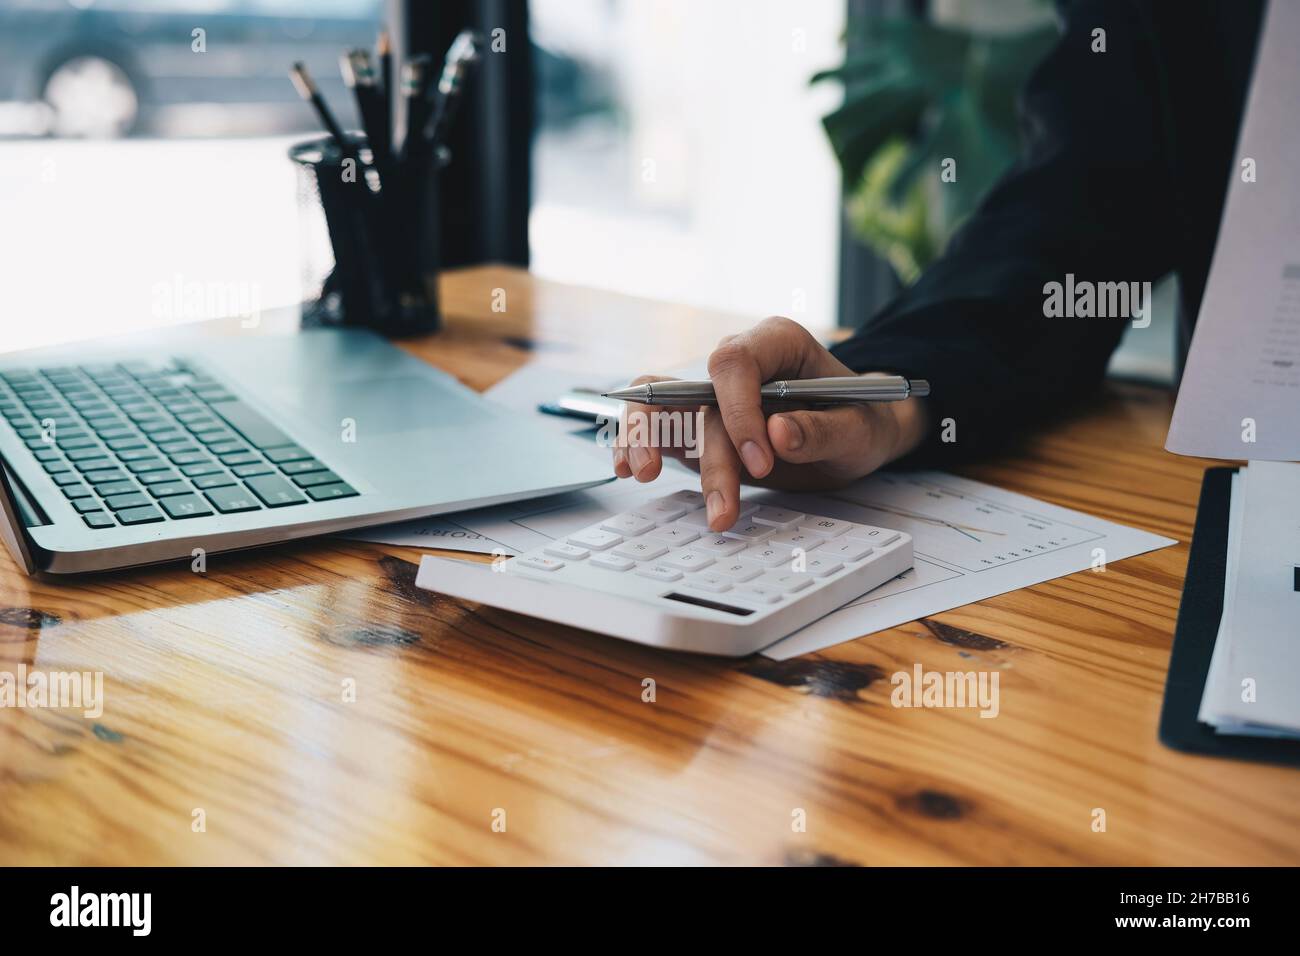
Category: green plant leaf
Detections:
[
  {"x1": 810, "y1": 52, "x2": 895, "y2": 86},
  {"x1": 822, "y1": 81, "x2": 930, "y2": 181},
  {"x1": 846, "y1": 138, "x2": 934, "y2": 283},
  {"x1": 821, "y1": 12, "x2": 1057, "y2": 279}
]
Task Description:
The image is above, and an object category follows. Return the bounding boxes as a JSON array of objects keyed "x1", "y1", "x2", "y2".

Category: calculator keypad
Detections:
[{"x1": 509, "y1": 494, "x2": 905, "y2": 613}]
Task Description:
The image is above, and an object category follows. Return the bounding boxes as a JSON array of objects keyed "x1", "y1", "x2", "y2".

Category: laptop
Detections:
[{"x1": 0, "y1": 326, "x2": 613, "y2": 574}]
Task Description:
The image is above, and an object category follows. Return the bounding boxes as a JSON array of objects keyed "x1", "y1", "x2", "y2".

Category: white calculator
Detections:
[{"x1": 415, "y1": 489, "x2": 913, "y2": 657}]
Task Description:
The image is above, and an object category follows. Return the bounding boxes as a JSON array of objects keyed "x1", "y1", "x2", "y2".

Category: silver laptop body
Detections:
[{"x1": 0, "y1": 325, "x2": 612, "y2": 574}]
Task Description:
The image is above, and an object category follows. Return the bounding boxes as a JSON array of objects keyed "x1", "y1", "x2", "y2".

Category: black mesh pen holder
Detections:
[{"x1": 291, "y1": 135, "x2": 441, "y2": 336}]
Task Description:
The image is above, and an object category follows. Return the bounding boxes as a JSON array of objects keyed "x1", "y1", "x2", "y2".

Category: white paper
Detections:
[
  {"x1": 343, "y1": 516, "x2": 510, "y2": 555},
  {"x1": 1198, "y1": 472, "x2": 1243, "y2": 726},
  {"x1": 761, "y1": 471, "x2": 1176, "y2": 658},
  {"x1": 1198, "y1": 461, "x2": 1300, "y2": 736},
  {"x1": 1166, "y1": 0, "x2": 1300, "y2": 461}
]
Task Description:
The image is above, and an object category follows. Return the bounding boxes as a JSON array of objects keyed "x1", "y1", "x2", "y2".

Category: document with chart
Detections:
[
  {"x1": 1166, "y1": 0, "x2": 1300, "y2": 460},
  {"x1": 378, "y1": 462, "x2": 1175, "y2": 659},
  {"x1": 757, "y1": 471, "x2": 1175, "y2": 658}
]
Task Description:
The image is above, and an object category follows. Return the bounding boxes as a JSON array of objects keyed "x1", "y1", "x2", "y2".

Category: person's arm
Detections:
[
  {"x1": 616, "y1": 0, "x2": 1181, "y2": 532},
  {"x1": 831, "y1": 0, "x2": 1180, "y2": 464}
]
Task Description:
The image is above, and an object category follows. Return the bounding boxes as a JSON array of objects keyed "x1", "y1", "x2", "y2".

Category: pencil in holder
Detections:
[{"x1": 291, "y1": 135, "x2": 441, "y2": 336}]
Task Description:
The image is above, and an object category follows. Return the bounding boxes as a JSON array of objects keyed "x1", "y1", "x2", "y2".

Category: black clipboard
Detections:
[{"x1": 1159, "y1": 466, "x2": 1300, "y2": 766}]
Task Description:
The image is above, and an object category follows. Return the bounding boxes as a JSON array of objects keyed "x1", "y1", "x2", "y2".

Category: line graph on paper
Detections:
[{"x1": 820, "y1": 473, "x2": 1104, "y2": 573}]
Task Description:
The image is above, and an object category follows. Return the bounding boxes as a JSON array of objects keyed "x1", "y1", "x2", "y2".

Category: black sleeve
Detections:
[{"x1": 830, "y1": 0, "x2": 1179, "y2": 465}]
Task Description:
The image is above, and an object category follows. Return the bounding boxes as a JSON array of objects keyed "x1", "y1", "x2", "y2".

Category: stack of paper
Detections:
[{"x1": 1199, "y1": 461, "x2": 1300, "y2": 738}]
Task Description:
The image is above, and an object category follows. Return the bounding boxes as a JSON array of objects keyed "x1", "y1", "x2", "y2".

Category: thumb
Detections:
[{"x1": 767, "y1": 406, "x2": 877, "y2": 466}]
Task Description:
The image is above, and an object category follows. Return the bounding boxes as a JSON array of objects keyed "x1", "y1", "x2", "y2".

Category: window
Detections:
[
  {"x1": 0, "y1": 0, "x2": 383, "y2": 352},
  {"x1": 529, "y1": 0, "x2": 845, "y2": 327}
]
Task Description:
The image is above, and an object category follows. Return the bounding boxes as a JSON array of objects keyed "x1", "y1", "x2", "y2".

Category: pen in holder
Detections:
[{"x1": 291, "y1": 134, "x2": 441, "y2": 336}]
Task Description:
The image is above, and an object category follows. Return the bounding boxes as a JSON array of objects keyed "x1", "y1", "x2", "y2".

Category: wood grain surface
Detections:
[{"x1": 1, "y1": 266, "x2": 1296, "y2": 866}]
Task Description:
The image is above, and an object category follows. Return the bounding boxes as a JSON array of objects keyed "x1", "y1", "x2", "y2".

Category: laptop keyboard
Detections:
[{"x1": 0, "y1": 359, "x2": 357, "y2": 529}]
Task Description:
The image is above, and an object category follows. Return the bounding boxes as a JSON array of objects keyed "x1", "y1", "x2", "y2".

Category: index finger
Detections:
[{"x1": 705, "y1": 317, "x2": 808, "y2": 480}]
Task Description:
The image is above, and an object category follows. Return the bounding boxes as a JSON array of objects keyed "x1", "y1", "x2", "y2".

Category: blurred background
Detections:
[{"x1": 0, "y1": 0, "x2": 1173, "y2": 379}]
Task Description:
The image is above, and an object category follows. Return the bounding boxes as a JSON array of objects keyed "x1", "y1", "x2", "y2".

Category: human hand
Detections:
[{"x1": 612, "y1": 317, "x2": 930, "y2": 531}]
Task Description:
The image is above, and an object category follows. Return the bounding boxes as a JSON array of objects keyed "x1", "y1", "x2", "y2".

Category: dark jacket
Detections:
[{"x1": 830, "y1": 0, "x2": 1265, "y2": 463}]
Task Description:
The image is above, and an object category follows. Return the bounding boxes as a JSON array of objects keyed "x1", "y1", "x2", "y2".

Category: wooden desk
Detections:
[{"x1": 1, "y1": 266, "x2": 1296, "y2": 865}]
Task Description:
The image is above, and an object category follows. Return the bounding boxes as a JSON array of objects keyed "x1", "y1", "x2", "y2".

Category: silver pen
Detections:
[{"x1": 603, "y1": 374, "x2": 930, "y2": 406}]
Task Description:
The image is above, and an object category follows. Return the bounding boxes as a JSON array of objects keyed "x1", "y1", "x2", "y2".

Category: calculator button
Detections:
[
  {"x1": 768, "y1": 529, "x2": 824, "y2": 550},
  {"x1": 798, "y1": 515, "x2": 851, "y2": 537},
  {"x1": 677, "y1": 508, "x2": 713, "y2": 528},
  {"x1": 661, "y1": 549, "x2": 714, "y2": 573},
  {"x1": 758, "y1": 572, "x2": 813, "y2": 593},
  {"x1": 591, "y1": 553, "x2": 635, "y2": 571},
  {"x1": 818, "y1": 539, "x2": 874, "y2": 562},
  {"x1": 660, "y1": 489, "x2": 705, "y2": 507},
  {"x1": 725, "y1": 521, "x2": 774, "y2": 542},
  {"x1": 636, "y1": 564, "x2": 683, "y2": 583},
  {"x1": 648, "y1": 524, "x2": 700, "y2": 545},
  {"x1": 683, "y1": 572, "x2": 732, "y2": 593},
  {"x1": 750, "y1": 506, "x2": 805, "y2": 529},
  {"x1": 641, "y1": 499, "x2": 688, "y2": 522},
  {"x1": 738, "y1": 544, "x2": 795, "y2": 568},
  {"x1": 685, "y1": 502, "x2": 758, "y2": 530},
  {"x1": 804, "y1": 556, "x2": 845, "y2": 577},
  {"x1": 566, "y1": 527, "x2": 623, "y2": 551},
  {"x1": 612, "y1": 539, "x2": 668, "y2": 561},
  {"x1": 711, "y1": 560, "x2": 763, "y2": 582},
  {"x1": 734, "y1": 584, "x2": 783, "y2": 604},
  {"x1": 845, "y1": 525, "x2": 901, "y2": 547},
  {"x1": 515, "y1": 555, "x2": 565, "y2": 572},
  {"x1": 694, "y1": 534, "x2": 747, "y2": 556},
  {"x1": 600, "y1": 512, "x2": 657, "y2": 536},
  {"x1": 544, "y1": 543, "x2": 590, "y2": 560}
]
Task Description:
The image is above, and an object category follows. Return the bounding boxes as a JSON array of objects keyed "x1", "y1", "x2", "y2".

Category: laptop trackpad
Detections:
[{"x1": 273, "y1": 376, "x2": 493, "y2": 437}]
